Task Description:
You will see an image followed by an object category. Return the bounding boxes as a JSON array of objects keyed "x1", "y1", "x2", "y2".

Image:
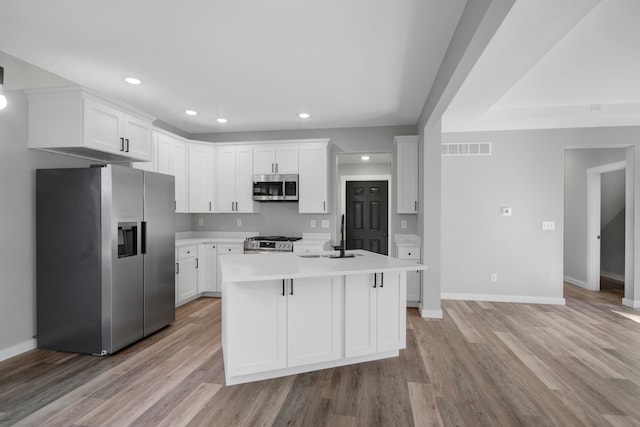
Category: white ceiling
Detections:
[
  {"x1": 443, "y1": 0, "x2": 640, "y2": 132},
  {"x1": 0, "y1": 0, "x2": 466, "y2": 135}
]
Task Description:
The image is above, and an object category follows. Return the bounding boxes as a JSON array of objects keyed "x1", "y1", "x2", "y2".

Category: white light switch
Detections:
[
  {"x1": 310, "y1": 219, "x2": 316, "y2": 228},
  {"x1": 321, "y1": 220, "x2": 330, "y2": 228},
  {"x1": 198, "y1": 217, "x2": 204, "y2": 226},
  {"x1": 236, "y1": 218, "x2": 242, "y2": 227},
  {"x1": 542, "y1": 221, "x2": 555, "y2": 231},
  {"x1": 401, "y1": 220, "x2": 407, "y2": 229}
]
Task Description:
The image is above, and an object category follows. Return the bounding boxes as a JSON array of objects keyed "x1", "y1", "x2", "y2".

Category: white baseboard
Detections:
[
  {"x1": 418, "y1": 302, "x2": 443, "y2": 318},
  {"x1": 563, "y1": 275, "x2": 590, "y2": 290},
  {"x1": 622, "y1": 298, "x2": 640, "y2": 309},
  {"x1": 601, "y1": 271, "x2": 625, "y2": 283},
  {"x1": 441, "y1": 293, "x2": 566, "y2": 305},
  {"x1": 0, "y1": 339, "x2": 36, "y2": 363}
]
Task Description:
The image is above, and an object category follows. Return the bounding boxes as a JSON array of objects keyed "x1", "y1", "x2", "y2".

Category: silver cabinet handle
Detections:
[
  {"x1": 276, "y1": 163, "x2": 279, "y2": 173},
  {"x1": 231, "y1": 202, "x2": 234, "y2": 211},
  {"x1": 120, "y1": 137, "x2": 125, "y2": 151},
  {"x1": 195, "y1": 258, "x2": 198, "y2": 269},
  {"x1": 176, "y1": 262, "x2": 179, "y2": 274},
  {"x1": 415, "y1": 201, "x2": 417, "y2": 211},
  {"x1": 209, "y1": 201, "x2": 212, "y2": 211},
  {"x1": 125, "y1": 139, "x2": 130, "y2": 152},
  {"x1": 272, "y1": 163, "x2": 274, "y2": 173},
  {"x1": 380, "y1": 272, "x2": 384, "y2": 288},
  {"x1": 290, "y1": 279, "x2": 294, "y2": 295},
  {"x1": 373, "y1": 273, "x2": 377, "y2": 288},
  {"x1": 323, "y1": 201, "x2": 326, "y2": 211}
]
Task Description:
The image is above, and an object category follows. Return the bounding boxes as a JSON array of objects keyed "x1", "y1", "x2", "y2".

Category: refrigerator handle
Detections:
[{"x1": 141, "y1": 221, "x2": 147, "y2": 254}]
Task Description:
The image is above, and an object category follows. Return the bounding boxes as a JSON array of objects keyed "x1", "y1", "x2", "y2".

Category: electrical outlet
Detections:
[
  {"x1": 310, "y1": 219, "x2": 316, "y2": 228},
  {"x1": 490, "y1": 273, "x2": 498, "y2": 282},
  {"x1": 321, "y1": 220, "x2": 330, "y2": 228},
  {"x1": 198, "y1": 217, "x2": 204, "y2": 226},
  {"x1": 500, "y1": 207, "x2": 512, "y2": 217},
  {"x1": 236, "y1": 218, "x2": 242, "y2": 227},
  {"x1": 401, "y1": 220, "x2": 407, "y2": 229}
]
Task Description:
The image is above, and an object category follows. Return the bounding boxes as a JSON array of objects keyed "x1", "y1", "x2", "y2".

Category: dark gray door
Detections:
[
  {"x1": 346, "y1": 180, "x2": 388, "y2": 255},
  {"x1": 143, "y1": 171, "x2": 176, "y2": 336}
]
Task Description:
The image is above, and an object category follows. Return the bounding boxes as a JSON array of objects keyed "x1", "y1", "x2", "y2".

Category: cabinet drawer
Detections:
[
  {"x1": 397, "y1": 247, "x2": 420, "y2": 260},
  {"x1": 218, "y1": 244, "x2": 243, "y2": 254},
  {"x1": 178, "y1": 245, "x2": 197, "y2": 260}
]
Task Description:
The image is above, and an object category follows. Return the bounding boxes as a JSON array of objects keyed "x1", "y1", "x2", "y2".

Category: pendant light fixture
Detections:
[{"x1": 0, "y1": 66, "x2": 7, "y2": 110}]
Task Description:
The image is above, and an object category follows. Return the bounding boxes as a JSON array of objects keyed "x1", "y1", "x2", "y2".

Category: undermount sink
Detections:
[{"x1": 297, "y1": 253, "x2": 362, "y2": 258}]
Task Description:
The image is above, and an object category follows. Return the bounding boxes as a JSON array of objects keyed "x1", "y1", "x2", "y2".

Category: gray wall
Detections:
[
  {"x1": 442, "y1": 127, "x2": 640, "y2": 303},
  {"x1": 0, "y1": 90, "x2": 93, "y2": 358},
  {"x1": 564, "y1": 148, "x2": 626, "y2": 284},
  {"x1": 190, "y1": 125, "x2": 418, "y2": 247}
]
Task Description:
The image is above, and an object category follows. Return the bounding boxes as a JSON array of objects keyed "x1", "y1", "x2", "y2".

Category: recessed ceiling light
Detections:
[
  {"x1": 361, "y1": 155, "x2": 370, "y2": 161},
  {"x1": 185, "y1": 110, "x2": 198, "y2": 116},
  {"x1": 298, "y1": 113, "x2": 310, "y2": 119},
  {"x1": 124, "y1": 77, "x2": 142, "y2": 85},
  {"x1": 217, "y1": 118, "x2": 228, "y2": 123}
]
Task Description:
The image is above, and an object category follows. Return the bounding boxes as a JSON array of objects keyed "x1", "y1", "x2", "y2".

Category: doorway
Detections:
[
  {"x1": 345, "y1": 180, "x2": 389, "y2": 254},
  {"x1": 336, "y1": 152, "x2": 392, "y2": 255},
  {"x1": 587, "y1": 161, "x2": 626, "y2": 292}
]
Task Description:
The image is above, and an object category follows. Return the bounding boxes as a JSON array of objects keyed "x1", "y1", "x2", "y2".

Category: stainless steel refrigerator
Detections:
[{"x1": 36, "y1": 164, "x2": 175, "y2": 355}]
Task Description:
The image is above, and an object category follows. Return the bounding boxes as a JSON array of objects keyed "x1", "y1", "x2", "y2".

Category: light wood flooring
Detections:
[{"x1": 1, "y1": 283, "x2": 639, "y2": 426}]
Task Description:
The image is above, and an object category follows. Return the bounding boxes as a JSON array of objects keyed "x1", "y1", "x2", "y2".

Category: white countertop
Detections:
[
  {"x1": 220, "y1": 250, "x2": 428, "y2": 282},
  {"x1": 175, "y1": 231, "x2": 257, "y2": 247}
]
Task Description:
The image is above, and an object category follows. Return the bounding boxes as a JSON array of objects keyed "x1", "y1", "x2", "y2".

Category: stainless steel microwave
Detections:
[{"x1": 252, "y1": 174, "x2": 298, "y2": 201}]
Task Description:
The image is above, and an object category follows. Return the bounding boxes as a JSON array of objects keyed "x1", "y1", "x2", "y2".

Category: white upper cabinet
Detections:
[
  {"x1": 155, "y1": 131, "x2": 188, "y2": 213},
  {"x1": 188, "y1": 143, "x2": 215, "y2": 213},
  {"x1": 395, "y1": 136, "x2": 419, "y2": 214},
  {"x1": 215, "y1": 146, "x2": 260, "y2": 213},
  {"x1": 298, "y1": 140, "x2": 329, "y2": 213},
  {"x1": 27, "y1": 87, "x2": 153, "y2": 162},
  {"x1": 253, "y1": 144, "x2": 299, "y2": 175}
]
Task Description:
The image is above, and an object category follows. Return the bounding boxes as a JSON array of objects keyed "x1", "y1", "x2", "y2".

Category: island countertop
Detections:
[{"x1": 220, "y1": 250, "x2": 428, "y2": 283}]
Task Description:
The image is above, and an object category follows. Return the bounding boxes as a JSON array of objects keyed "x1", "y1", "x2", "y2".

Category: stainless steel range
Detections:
[{"x1": 244, "y1": 236, "x2": 302, "y2": 253}]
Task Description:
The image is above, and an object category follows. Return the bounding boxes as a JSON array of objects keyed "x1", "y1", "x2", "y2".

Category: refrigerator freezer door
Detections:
[
  {"x1": 109, "y1": 166, "x2": 145, "y2": 352},
  {"x1": 143, "y1": 171, "x2": 176, "y2": 335}
]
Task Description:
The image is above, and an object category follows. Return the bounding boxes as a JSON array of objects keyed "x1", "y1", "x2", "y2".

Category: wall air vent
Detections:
[{"x1": 441, "y1": 142, "x2": 491, "y2": 156}]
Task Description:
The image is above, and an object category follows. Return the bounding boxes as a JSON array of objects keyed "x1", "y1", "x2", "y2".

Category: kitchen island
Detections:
[{"x1": 220, "y1": 250, "x2": 428, "y2": 385}]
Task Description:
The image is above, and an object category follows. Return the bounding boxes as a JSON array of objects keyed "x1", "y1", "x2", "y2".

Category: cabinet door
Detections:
[
  {"x1": 225, "y1": 280, "x2": 287, "y2": 376},
  {"x1": 177, "y1": 257, "x2": 198, "y2": 302},
  {"x1": 172, "y1": 140, "x2": 188, "y2": 213},
  {"x1": 122, "y1": 114, "x2": 152, "y2": 161},
  {"x1": 216, "y1": 244, "x2": 243, "y2": 290},
  {"x1": 397, "y1": 139, "x2": 418, "y2": 213},
  {"x1": 155, "y1": 133, "x2": 172, "y2": 175},
  {"x1": 299, "y1": 142, "x2": 328, "y2": 213},
  {"x1": 215, "y1": 147, "x2": 237, "y2": 213},
  {"x1": 376, "y1": 272, "x2": 405, "y2": 352},
  {"x1": 253, "y1": 145, "x2": 276, "y2": 174},
  {"x1": 202, "y1": 244, "x2": 218, "y2": 292},
  {"x1": 83, "y1": 98, "x2": 122, "y2": 154},
  {"x1": 275, "y1": 144, "x2": 298, "y2": 174},
  {"x1": 287, "y1": 277, "x2": 342, "y2": 367},
  {"x1": 344, "y1": 274, "x2": 377, "y2": 358},
  {"x1": 406, "y1": 270, "x2": 421, "y2": 302},
  {"x1": 188, "y1": 144, "x2": 215, "y2": 213},
  {"x1": 235, "y1": 146, "x2": 259, "y2": 213}
]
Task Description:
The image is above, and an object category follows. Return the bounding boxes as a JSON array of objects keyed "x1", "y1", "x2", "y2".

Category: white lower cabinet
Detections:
[
  {"x1": 225, "y1": 276, "x2": 342, "y2": 377},
  {"x1": 176, "y1": 246, "x2": 198, "y2": 305},
  {"x1": 287, "y1": 277, "x2": 342, "y2": 367},
  {"x1": 345, "y1": 272, "x2": 405, "y2": 358},
  {"x1": 396, "y1": 245, "x2": 421, "y2": 305},
  {"x1": 217, "y1": 243, "x2": 243, "y2": 292},
  {"x1": 199, "y1": 244, "x2": 218, "y2": 293}
]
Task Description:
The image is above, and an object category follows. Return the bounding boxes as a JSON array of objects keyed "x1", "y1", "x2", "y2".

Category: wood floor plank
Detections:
[
  {"x1": 407, "y1": 382, "x2": 443, "y2": 427},
  {"x1": 154, "y1": 382, "x2": 222, "y2": 427}
]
